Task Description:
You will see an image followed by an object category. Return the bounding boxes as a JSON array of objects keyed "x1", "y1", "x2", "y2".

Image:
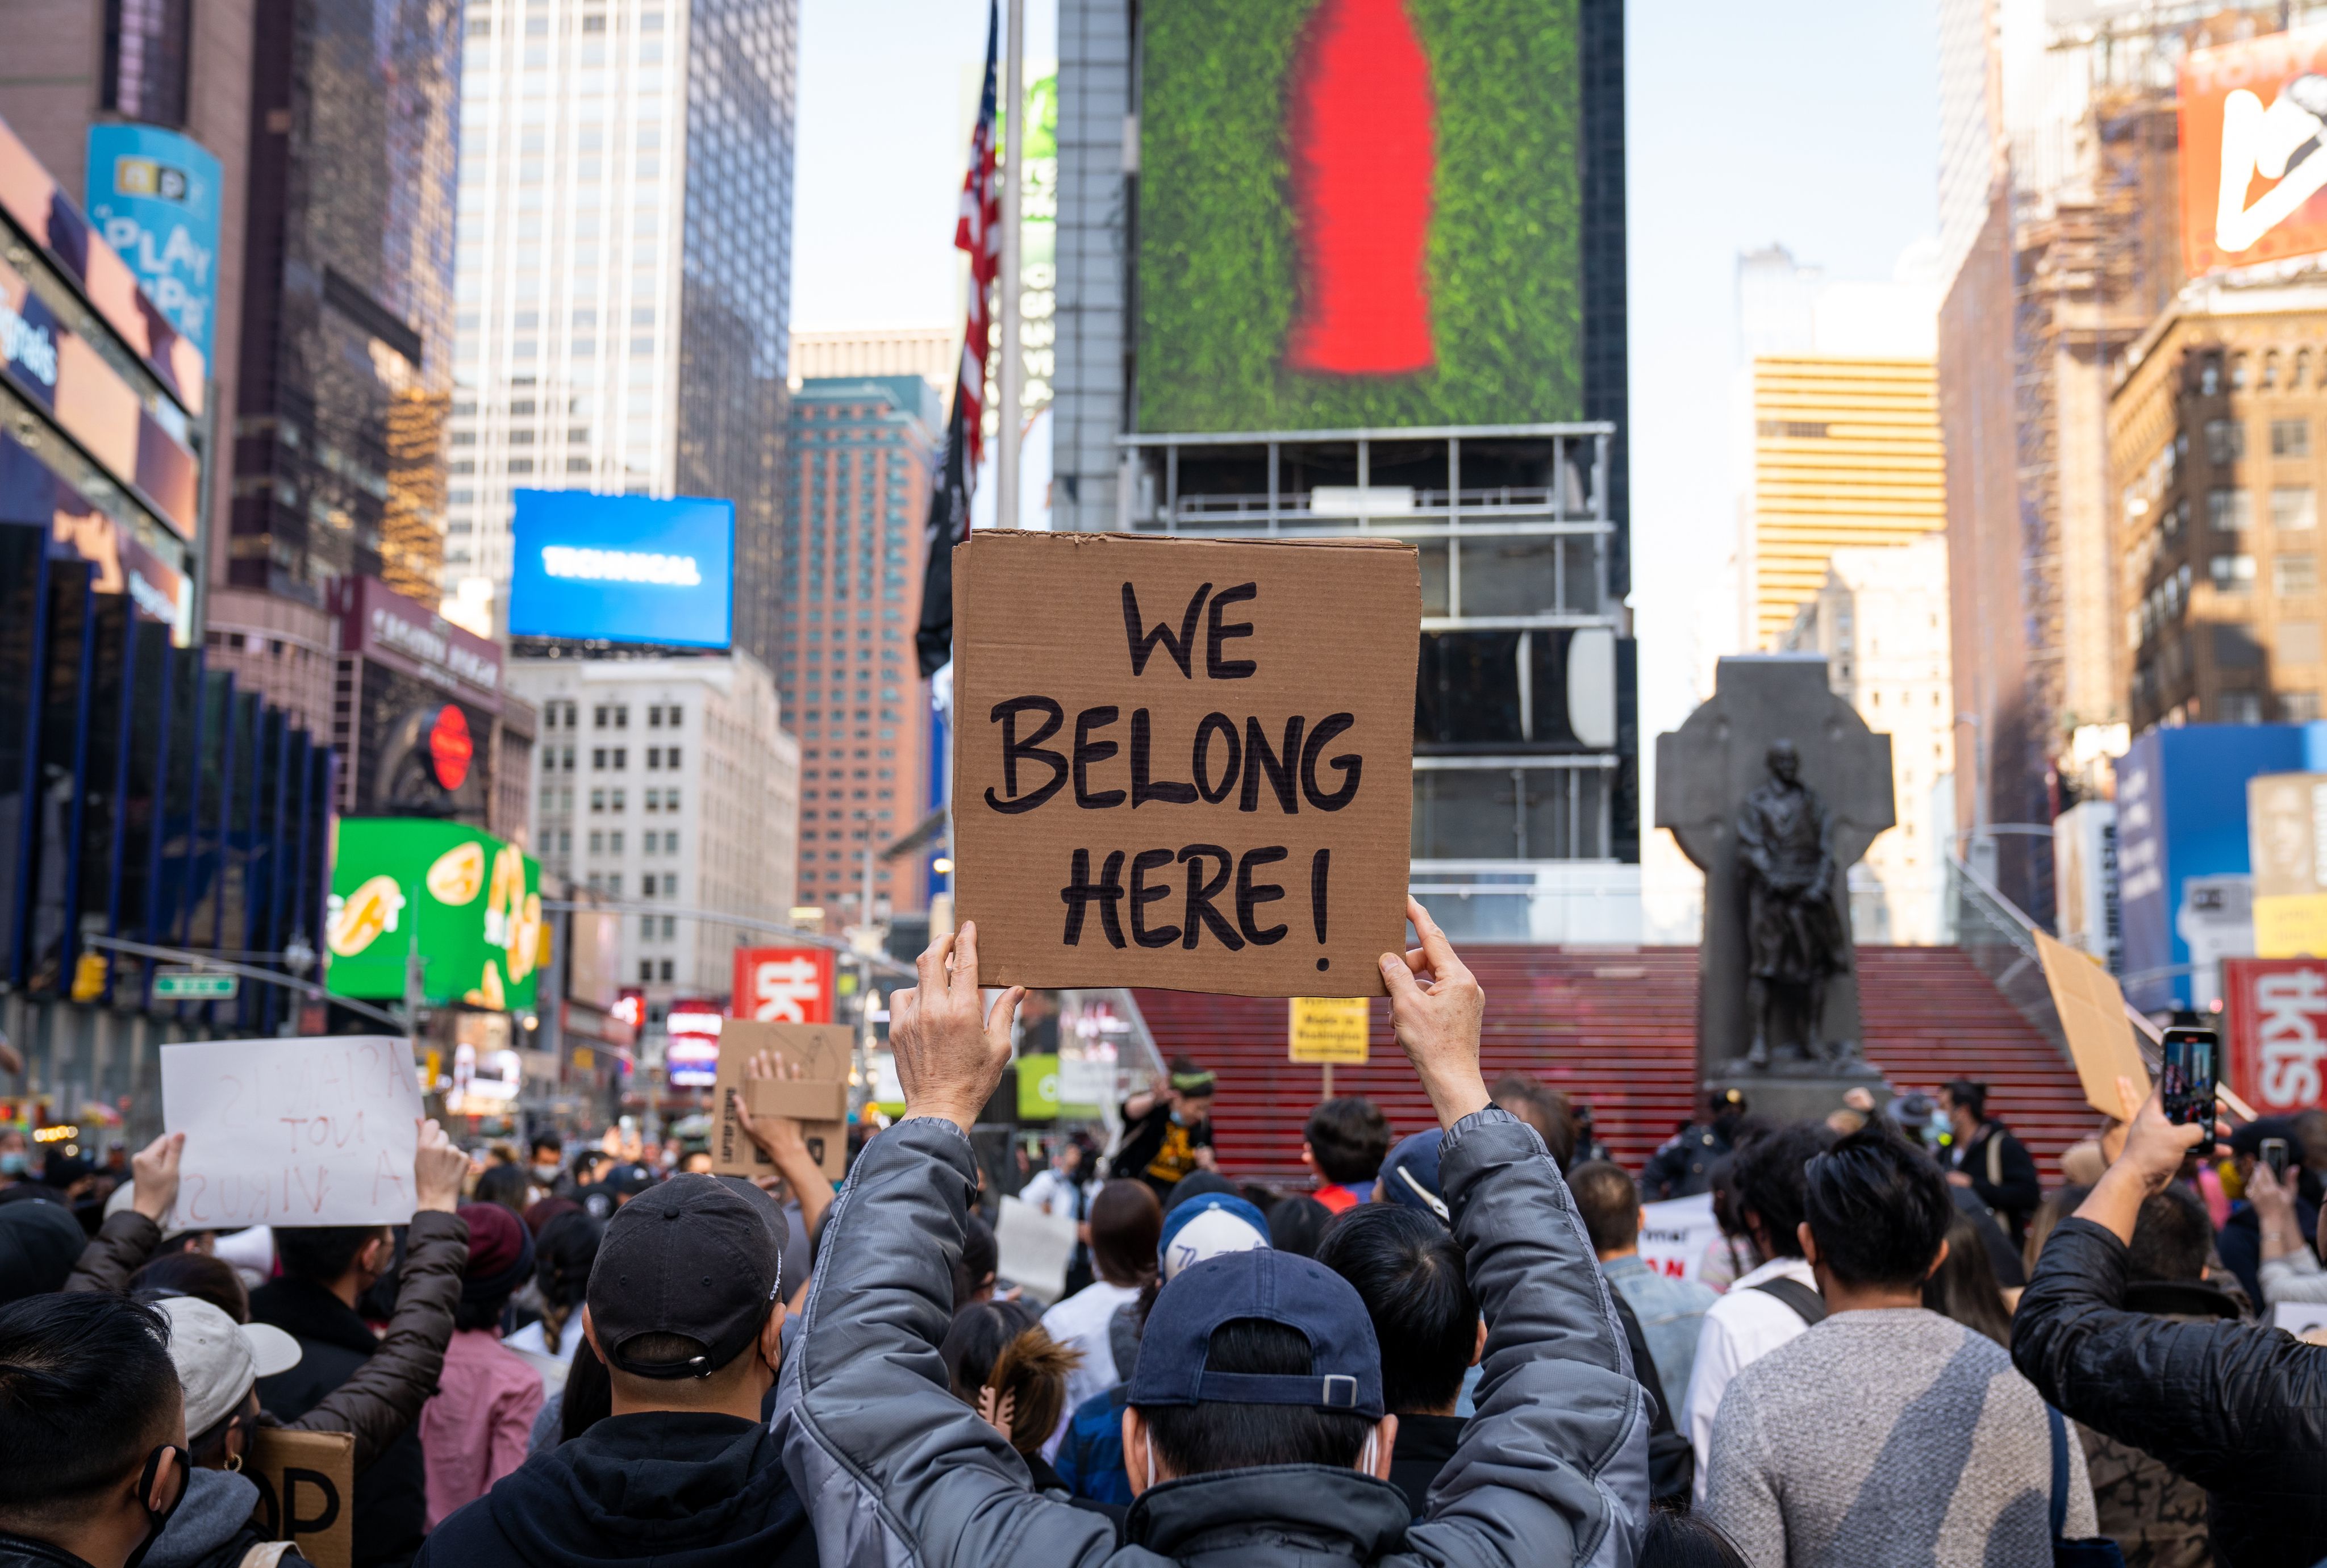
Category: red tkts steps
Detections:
[
  {"x1": 1285, "y1": 0, "x2": 1437, "y2": 377},
  {"x1": 1135, "y1": 947, "x2": 2096, "y2": 1183}
]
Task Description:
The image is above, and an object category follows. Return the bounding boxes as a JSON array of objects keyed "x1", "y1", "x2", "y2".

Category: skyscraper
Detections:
[
  {"x1": 445, "y1": 0, "x2": 796, "y2": 667},
  {"x1": 782, "y1": 375, "x2": 939, "y2": 920}
]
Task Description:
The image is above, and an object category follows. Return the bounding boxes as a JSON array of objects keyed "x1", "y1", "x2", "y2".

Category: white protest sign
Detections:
[
  {"x1": 162, "y1": 1037, "x2": 424, "y2": 1228},
  {"x1": 1637, "y1": 1192, "x2": 1725, "y2": 1286},
  {"x1": 996, "y1": 1194, "x2": 1077, "y2": 1305},
  {"x1": 2274, "y1": 1300, "x2": 2327, "y2": 1340}
]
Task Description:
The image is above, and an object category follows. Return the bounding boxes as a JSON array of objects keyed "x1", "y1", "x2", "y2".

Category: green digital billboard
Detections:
[
  {"x1": 325, "y1": 819, "x2": 544, "y2": 1011},
  {"x1": 1136, "y1": 0, "x2": 1582, "y2": 435}
]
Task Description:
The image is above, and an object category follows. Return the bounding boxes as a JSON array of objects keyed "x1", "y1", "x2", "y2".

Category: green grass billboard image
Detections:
[
  {"x1": 325, "y1": 818, "x2": 544, "y2": 1011},
  {"x1": 1136, "y1": 0, "x2": 1582, "y2": 435}
]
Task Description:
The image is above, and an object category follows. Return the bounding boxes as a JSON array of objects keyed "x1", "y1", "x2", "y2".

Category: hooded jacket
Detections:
[
  {"x1": 776, "y1": 1107, "x2": 1650, "y2": 1568},
  {"x1": 145, "y1": 1469, "x2": 308, "y2": 1568},
  {"x1": 415, "y1": 1409, "x2": 818, "y2": 1567},
  {"x1": 2013, "y1": 1216, "x2": 2327, "y2": 1568}
]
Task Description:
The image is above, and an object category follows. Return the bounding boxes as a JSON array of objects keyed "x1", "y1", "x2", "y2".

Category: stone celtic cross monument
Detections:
[{"x1": 1655, "y1": 654, "x2": 1896, "y2": 1120}]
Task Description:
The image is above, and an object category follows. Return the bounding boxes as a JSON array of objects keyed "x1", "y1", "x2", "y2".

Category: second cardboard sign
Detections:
[{"x1": 710, "y1": 1020, "x2": 853, "y2": 1183}]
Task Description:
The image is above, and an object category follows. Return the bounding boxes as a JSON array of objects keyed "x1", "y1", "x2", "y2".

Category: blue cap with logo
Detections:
[
  {"x1": 1157, "y1": 1192, "x2": 1271, "y2": 1281},
  {"x1": 1127, "y1": 1248, "x2": 1384, "y2": 1420},
  {"x1": 1377, "y1": 1129, "x2": 1448, "y2": 1221}
]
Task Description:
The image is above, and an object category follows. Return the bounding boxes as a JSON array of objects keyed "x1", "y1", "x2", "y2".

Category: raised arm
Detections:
[
  {"x1": 775, "y1": 923, "x2": 1115, "y2": 1568},
  {"x1": 287, "y1": 1121, "x2": 471, "y2": 1471},
  {"x1": 2012, "y1": 1087, "x2": 2327, "y2": 1495},
  {"x1": 1382, "y1": 900, "x2": 1650, "y2": 1567},
  {"x1": 66, "y1": 1132, "x2": 180, "y2": 1293}
]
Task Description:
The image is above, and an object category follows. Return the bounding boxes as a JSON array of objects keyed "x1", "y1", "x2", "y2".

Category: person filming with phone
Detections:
[{"x1": 2014, "y1": 1078, "x2": 2327, "y2": 1568}]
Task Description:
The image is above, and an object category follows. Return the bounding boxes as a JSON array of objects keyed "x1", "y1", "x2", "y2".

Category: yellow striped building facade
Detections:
[{"x1": 1751, "y1": 356, "x2": 1946, "y2": 648}]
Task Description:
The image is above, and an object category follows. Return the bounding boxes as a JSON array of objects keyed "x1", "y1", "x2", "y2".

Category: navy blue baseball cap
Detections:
[
  {"x1": 1378, "y1": 1129, "x2": 1448, "y2": 1221},
  {"x1": 1126, "y1": 1248, "x2": 1384, "y2": 1420}
]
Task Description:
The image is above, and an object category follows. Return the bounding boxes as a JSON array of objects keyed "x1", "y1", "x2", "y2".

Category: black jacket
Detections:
[
  {"x1": 251, "y1": 1277, "x2": 428, "y2": 1568},
  {"x1": 416, "y1": 1410, "x2": 817, "y2": 1567},
  {"x1": 1951, "y1": 1121, "x2": 2041, "y2": 1238},
  {"x1": 0, "y1": 1533, "x2": 92, "y2": 1568},
  {"x1": 1640, "y1": 1123, "x2": 1733, "y2": 1202},
  {"x1": 1386, "y1": 1414, "x2": 1466, "y2": 1520},
  {"x1": 2012, "y1": 1216, "x2": 2327, "y2": 1568}
]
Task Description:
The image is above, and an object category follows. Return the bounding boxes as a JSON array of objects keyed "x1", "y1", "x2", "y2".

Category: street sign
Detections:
[
  {"x1": 1288, "y1": 996, "x2": 1370, "y2": 1065},
  {"x1": 153, "y1": 970, "x2": 237, "y2": 1000}
]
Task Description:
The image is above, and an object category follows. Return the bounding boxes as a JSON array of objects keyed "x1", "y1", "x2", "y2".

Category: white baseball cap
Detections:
[{"x1": 154, "y1": 1295, "x2": 302, "y2": 1437}]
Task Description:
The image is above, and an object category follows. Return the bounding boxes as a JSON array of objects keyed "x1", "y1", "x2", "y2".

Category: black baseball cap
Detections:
[
  {"x1": 1126, "y1": 1247, "x2": 1384, "y2": 1420},
  {"x1": 587, "y1": 1173, "x2": 786, "y2": 1379}
]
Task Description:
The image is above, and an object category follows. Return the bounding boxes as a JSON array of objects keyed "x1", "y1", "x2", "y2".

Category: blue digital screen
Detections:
[{"x1": 508, "y1": 490, "x2": 734, "y2": 648}]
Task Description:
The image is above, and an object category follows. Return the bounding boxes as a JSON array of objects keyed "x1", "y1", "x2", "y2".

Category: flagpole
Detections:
[{"x1": 996, "y1": 0, "x2": 1025, "y2": 532}]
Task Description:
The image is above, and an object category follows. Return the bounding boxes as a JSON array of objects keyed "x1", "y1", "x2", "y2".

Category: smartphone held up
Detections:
[{"x1": 2159, "y1": 1027, "x2": 2218, "y2": 1160}]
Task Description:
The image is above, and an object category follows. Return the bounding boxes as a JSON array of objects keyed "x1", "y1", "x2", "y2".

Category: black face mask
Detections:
[{"x1": 123, "y1": 1444, "x2": 190, "y2": 1568}]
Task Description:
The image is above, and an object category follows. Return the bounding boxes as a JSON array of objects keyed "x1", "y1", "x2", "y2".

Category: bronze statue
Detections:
[{"x1": 1736, "y1": 739, "x2": 1853, "y2": 1067}]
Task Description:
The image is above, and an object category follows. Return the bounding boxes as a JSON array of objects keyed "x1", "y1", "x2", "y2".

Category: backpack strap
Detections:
[
  {"x1": 1988, "y1": 1128, "x2": 2005, "y2": 1190},
  {"x1": 1748, "y1": 1275, "x2": 1828, "y2": 1325},
  {"x1": 2047, "y1": 1403, "x2": 2069, "y2": 1540}
]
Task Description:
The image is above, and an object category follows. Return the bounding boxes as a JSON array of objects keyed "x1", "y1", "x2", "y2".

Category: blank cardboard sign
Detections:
[
  {"x1": 954, "y1": 531, "x2": 1419, "y2": 996},
  {"x1": 2036, "y1": 929, "x2": 2151, "y2": 1118},
  {"x1": 711, "y1": 1020, "x2": 853, "y2": 1182}
]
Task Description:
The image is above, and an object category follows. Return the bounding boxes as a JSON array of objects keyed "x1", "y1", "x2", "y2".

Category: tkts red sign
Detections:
[
  {"x1": 2224, "y1": 958, "x2": 2327, "y2": 1114},
  {"x1": 730, "y1": 947, "x2": 835, "y2": 1025}
]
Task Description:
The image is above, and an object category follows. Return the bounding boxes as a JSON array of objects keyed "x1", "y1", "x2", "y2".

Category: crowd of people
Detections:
[{"x1": 0, "y1": 900, "x2": 2322, "y2": 1567}]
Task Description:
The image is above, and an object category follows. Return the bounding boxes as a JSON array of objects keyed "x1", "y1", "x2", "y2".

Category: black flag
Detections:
[{"x1": 915, "y1": 395, "x2": 973, "y2": 679}]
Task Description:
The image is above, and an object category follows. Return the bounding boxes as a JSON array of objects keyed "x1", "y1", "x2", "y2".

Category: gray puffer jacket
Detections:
[{"x1": 775, "y1": 1106, "x2": 1649, "y2": 1568}]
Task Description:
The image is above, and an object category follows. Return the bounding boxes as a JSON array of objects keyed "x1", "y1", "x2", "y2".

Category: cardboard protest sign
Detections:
[
  {"x1": 953, "y1": 531, "x2": 1419, "y2": 996},
  {"x1": 2034, "y1": 930, "x2": 2153, "y2": 1118},
  {"x1": 246, "y1": 1427, "x2": 355, "y2": 1568},
  {"x1": 162, "y1": 1037, "x2": 423, "y2": 1227},
  {"x1": 711, "y1": 1020, "x2": 853, "y2": 1183}
]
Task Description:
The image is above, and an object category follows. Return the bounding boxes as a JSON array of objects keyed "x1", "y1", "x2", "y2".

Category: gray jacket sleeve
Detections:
[
  {"x1": 287, "y1": 1210, "x2": 469, "y2": 1471},
  {"x1": 774, "y1": 1118, "x2": 1118, "y2": 1568},
  {"x1": 1398, "y1": 1108, "x2": 1650, "y2": 1568}
]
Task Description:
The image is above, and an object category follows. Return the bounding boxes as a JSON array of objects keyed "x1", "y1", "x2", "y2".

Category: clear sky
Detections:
[{"x1": 788, "y1": 0, "x2": 1944, "y2": 803}]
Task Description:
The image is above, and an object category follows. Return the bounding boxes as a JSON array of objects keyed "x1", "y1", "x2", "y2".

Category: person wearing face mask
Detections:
[
  {"x1": 141, "y1": 1296, "x2": 311, "y2": 1568},
  {"x1": 523, "y1": 1136, "x2": 571, "y2": 1204},
  {"x1": 0, "y1": 1130, "x2": 31, "y2": 1190},
  {"x1": 0, "y1": 1292, "x2": 193, "y2": 1568}
]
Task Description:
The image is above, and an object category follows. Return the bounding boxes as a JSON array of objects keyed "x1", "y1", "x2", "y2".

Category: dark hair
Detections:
[
  {"x1": 559, "y1": 1337, "x2": 611, "y2": 1445},
  {"x1": 1491, "y1": 1074, "x2": 1577, "y2": 1169},
  {"x1": 953, "y1": 1212, "x2": 999, "y2": 1310},
  {"x1": 529, "y1": 1134, "x2": 562, "y2": 1159},
  {"x1": 130, "y1": 1250, "x2": 250, "y2": 1323},
  {"x1": 1641, "y1": 1507, "x2": 1751, "y2": 1568},
  {"x1": 0, "y1": 1294, "x2": 180, "y2": 1520},
  {"x1": 1303, "y1": 1098, "x2": 1392, "y2": 1185},
  {"x1": 1921, "y1": 1211, "x2": 2012, "y2": 1346},
  {"x1": 2128, "y1": 1186, "x2": 2214, "y2": 1283},
  {"x1": 1942, "y1": 1080, "x2": 1988, "y2": 1121},
  {"x1": 474, "y1": 1164, "x2": 532, "y2": 1215},
  {"x1": 1090, "y1": 1179, "x2": 1164, "y2": 1287},
  {"x1": 532, "y1": 1211, "x2": 603, "y2": 1356},
  {"x1": 1266, "y1": 1196, "x2": 1333, "y2": 1259},
  {"x1": 1141, "y1": 1318, "x2": 1374, "y2": 1476},
  {"x1": 1802, "y1": 1125, "x2": 1951, "y2": 1288},
  {"x1": 1732, "y1": 1123, "x2": 1834, "y2": 1259},
  {"x1": 1313, "y1": 1206, "x2": 1477, "y2": 1414},
  {"x1": 1567, "y1": 1160, "x2": 1641, "y2": 1256},
  {"x1": 274, "y1": 1224, "x2": 388, "y2": 1285},
  {"x1": 940, "y1": 1299, "x2": 1044, "y2": 1401}
]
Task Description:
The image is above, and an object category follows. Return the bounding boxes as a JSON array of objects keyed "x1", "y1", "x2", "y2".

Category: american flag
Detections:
[
  {"x1": 916, "y1": 0, "x2": 1001, "y2": 680},
  {"x1": 953, "y1": 0, "x2": 1000, "y2": 469}
]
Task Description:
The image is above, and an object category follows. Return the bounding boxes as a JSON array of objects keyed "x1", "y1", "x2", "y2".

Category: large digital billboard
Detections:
[
  {"x1": 1135, "y1": 0, "x2": 1581, "y2": 435},
  {"x1": 2180, "y1": 28, "x2": 2327, "y2": 278},
  {"x1": 325, "y1": 819, "x2": 544, "y2": 1011},
  {"x1": 507, "y1": 490, "x2": 734, "y2": 648}
]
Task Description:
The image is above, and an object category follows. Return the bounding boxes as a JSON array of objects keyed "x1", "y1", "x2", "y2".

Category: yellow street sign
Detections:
[{"x1": 1289, "y1": 996, "x2": 1370, "y2": 1065}]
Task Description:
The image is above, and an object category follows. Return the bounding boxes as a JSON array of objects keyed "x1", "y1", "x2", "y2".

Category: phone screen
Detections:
[
  {"x1": 2263, "y1": 1137, "x2": 2290, "y2": 1183},
  {"x1": 2161, "y1": 1029, "x2": 2218, "y2": 1158}
]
